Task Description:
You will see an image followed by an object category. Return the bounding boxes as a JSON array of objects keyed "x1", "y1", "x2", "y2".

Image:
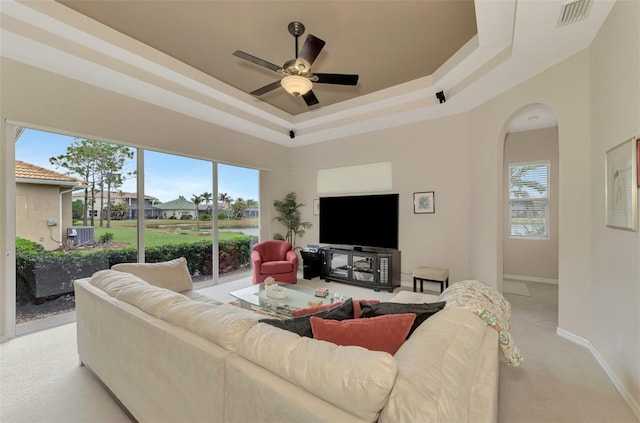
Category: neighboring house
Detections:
[
  {"x1": 72, "y1": 190, "x2": 161, "y2": 220},
  {"x1": 154, "y1": 198, "x2": 208, "y2": 219},
  {"x1": 244, "y1": 207, "x2": 259, "y2": 218},
  {"x1": 15, "y1": 160, "x2": 85, "y2": 251}
]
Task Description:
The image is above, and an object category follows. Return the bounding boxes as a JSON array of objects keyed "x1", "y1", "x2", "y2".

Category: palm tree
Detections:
[
  {"x1": 201, "y1": 192, "x2": 212, "y2": 214},
  {"x1": 218, "y1": 192, "x2": 231, "y2": 208},
  {"x1": 191, "y1": 194, "x2": 203, "y2": 219}
]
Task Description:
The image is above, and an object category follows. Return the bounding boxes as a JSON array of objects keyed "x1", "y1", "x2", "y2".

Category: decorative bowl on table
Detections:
[{"x1": 266, "y1": 284, "x2": 287, "y2": 299}]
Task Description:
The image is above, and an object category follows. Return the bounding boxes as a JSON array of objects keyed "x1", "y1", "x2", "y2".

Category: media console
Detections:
[{"x1": 319, "y1": 247, "x2": 401, "y2": 292}]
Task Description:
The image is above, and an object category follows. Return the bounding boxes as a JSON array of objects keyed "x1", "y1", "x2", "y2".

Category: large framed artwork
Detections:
[
  {"x1": 413, "y1": 191, "x2": 435, "y2": 214},
  {"x1": 605, "y1": 137, "x2": 637, "y2": 231}
]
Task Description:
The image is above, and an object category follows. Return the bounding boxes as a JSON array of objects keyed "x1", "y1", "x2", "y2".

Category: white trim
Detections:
[
  {"x1": 2, "y1": 123, "x2": 18, "y2": 341},
  {"x1": 557, "y1": 328, "x2": 640, "y2": 421},
  {"x1": 503, "y1": 273, "x2": 558, "y2": 285},
  {"x1": 16, "y1": 178, "x2": 83, "y2": 187}
]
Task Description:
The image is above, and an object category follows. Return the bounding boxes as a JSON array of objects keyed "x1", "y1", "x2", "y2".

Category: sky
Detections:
[{"x1": 15, "y1": 129, "x2": 259, "y2": 203}]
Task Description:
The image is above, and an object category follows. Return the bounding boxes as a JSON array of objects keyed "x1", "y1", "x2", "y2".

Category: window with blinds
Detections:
[{"x1": 508, "y1": 161, "x2": 550, "y2": 239}]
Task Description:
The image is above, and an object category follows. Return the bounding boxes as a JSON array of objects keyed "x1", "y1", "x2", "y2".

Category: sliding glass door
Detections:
[
  {"x1": 10, "y1": 126, "x2": 260, "y2": 334},
  {"x1": 216, "y1": 164, "x2": 259, "y2": 280},
  {"x1": 144, "y1": 151, "x2": 214, "y2": 285}
]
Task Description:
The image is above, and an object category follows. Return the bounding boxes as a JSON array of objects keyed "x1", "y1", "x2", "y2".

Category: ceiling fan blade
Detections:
[
  {"x1": 314, "y1": 73, "x2": 359, "y2": 85},
  {"x1": 302, "y1": 90, "x2": 319, "y2": 106},
  {"x1": 250, "y1": 80, "x2": 282, "y2": 96},
  {"x1": 299, "y1": 34, "x2": 326, "y2": 65},
  {"x1": 233, "y1": 50, "x2": 282, "y2": 73}
]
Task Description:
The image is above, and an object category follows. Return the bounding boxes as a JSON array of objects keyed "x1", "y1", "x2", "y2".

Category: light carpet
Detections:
[
  {"x1": 1, "y1": 278, "x2": 637, "y2": 423},
  {"x1": 503, "y1": 279, "x2": 531, "y2": 296}
]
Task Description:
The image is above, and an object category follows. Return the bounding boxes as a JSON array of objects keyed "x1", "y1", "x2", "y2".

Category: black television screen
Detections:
[{"x1": 319, "y1": 194, "x2": 399, "y2": 250}]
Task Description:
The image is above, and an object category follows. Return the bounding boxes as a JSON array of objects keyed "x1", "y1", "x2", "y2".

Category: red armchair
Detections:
[{"x1": 251, "y1": 240, "x2": 298, "y2": 284}]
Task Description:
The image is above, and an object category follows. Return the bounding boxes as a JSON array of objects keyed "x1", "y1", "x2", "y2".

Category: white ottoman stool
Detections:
[{"x1": 413, "y1": 266, "x2": 449, "y2": 294}]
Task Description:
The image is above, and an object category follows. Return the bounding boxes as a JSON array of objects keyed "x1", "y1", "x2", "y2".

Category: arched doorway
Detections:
[{"x1": 501, "y1": 104, "x2": 559, "y2": 311}]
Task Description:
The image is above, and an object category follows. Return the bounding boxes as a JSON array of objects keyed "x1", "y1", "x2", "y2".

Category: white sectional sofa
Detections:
[{"x1": 74, "y1": 264, "x2": 500, "y2": 423}]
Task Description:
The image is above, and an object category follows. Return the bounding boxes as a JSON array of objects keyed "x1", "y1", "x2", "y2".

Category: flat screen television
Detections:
[{"x1": 319, "y1": 193, "x2": 399, "y2": 250}]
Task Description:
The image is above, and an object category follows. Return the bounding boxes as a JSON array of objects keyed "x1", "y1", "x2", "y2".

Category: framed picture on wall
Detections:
[
  {"x1": 413, "y1": 191, "x2": 435, "y2": 214},
  {"x1": 605, "y1": 137, "x2": 637, "y2": 231}
]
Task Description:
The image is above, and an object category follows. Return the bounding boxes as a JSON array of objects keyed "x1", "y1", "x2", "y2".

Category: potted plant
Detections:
[{"x1": 272, "y1": 192, "x2": 312, "y2": 250}]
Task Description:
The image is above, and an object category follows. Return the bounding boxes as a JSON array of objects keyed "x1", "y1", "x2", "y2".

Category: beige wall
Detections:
[
  {"x1": 467, "y1": 51, "x2": 593, "y2": 335},
  {"x1": 1, "y1": 1, "x2": 638, "y2": 413},
  {"x1": 589, "y1": 0, "x2": 640, "y2": 408},
  {"x1": 15, "y1": 183, "x2": 74, "y2": 251},
  {"x1": 290, "y1": 113, "x2": 471, "y2": 285},
  {"x1": 503, "y1": 127, "x2": 559, "y2": 281}
]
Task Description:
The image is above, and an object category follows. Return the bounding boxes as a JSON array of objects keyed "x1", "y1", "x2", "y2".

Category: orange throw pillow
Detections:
[{"x1": 310, "y1": 313, "x2": 416, "y2": 355}]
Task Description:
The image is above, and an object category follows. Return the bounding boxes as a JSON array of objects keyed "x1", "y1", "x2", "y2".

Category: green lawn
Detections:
[{"x1": 86, "y1": 219, "x2": 257, "y2": 248}]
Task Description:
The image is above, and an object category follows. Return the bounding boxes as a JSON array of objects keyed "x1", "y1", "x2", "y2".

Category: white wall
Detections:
[
  {"x1": 589, "y1": 0, "x2": 640, "y2": 411},
  {"x1": 503, "y1": 127, "x2": 559, "y2": 281}
]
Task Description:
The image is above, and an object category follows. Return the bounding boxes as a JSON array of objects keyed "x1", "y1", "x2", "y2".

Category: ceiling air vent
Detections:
[{"x1": 557, "y1": 0, "x2": 592, "y2": 27}]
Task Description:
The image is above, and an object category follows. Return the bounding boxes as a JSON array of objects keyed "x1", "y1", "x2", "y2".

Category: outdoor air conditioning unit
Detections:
[{"x1": 68, "y1": 226, "x2": 94, "y2": 247}]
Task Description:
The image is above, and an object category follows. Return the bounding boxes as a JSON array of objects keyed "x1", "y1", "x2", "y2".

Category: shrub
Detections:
[
  {"x1": 199, "y1": 213, "x2": 212, "y2": 221},
  {"x1": 16, "y1": 237, "x2": 44, "y2": 253},
  {"x1": 15, "y1": 235, "x2": 256, "y2": 302},
  {"x1": 99, "y1": 232, "x2": 114, "y2": 244}
]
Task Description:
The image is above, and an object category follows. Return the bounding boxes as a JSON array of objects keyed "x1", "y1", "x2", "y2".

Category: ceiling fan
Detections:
[{"x1": 233, "y1": 21, "x2": 359, "y2": 107}]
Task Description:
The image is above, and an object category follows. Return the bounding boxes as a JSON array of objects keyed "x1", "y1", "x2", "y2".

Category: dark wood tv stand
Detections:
[{"x1": 319, "y1": 247, "x2": 401, "y2": 292}]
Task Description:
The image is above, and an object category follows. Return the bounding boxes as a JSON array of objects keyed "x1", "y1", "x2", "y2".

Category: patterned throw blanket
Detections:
[{"x1": 439, "y1": 280, "x2": 523, "y2": 367}]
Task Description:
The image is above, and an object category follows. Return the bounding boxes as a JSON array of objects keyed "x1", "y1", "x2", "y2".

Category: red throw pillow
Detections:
[
  {"x1": 310, "y1": 313, "x2": 416, "y2": 355},
  {"x1": 353, "y1": 299, "x2": 381, "y2": 319},
  {"x1": 291, "y1": 301, "x2": 341, "y2": 317}
]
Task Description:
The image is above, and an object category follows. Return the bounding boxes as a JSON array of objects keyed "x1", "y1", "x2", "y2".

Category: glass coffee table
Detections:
[{"x1": 229, "y1": 283, "x2": 347, "y2": 318}]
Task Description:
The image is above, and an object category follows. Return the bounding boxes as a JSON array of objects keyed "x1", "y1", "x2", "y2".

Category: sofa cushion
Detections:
[
  {"x1": 260, "y1": 298, "x2": 354, "y2": 337},
  {"x1": 182, "y1": 290, "x2": 224, "y2": 306},
  {"x1": 259, "y1": 261, "x2": 294, "y2": 275},
  {"x1": 115, "y1": 283, "x2": 189, "y2": 318},
  {"x1": 111, "y1": 257, "x2": 193, "y2": 292},
  {"x1": 239, "y1": 323, "x2": 398, "y2": 422},
  {"x1": 360, "y1": 301, "x2": 446, "y2": 337},
  {"x1": 90, "y1": 269, "x2": 188, "y2": 318},
  {"x1": 379, "y1": 307, "x2": 498, "y2": 423},
  {"x1": 161, "y1": 303, "x2": 260, "y2": 351},
  {"x1": 310, "y1": 313, "x2": 415, "y2": 355},
  {"x1": 89, "y1": 269, "x2": 149, "y2": 295}
]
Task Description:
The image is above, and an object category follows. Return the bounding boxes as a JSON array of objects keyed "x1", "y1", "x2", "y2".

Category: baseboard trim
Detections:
[
  {"x1": 503, "y1": 274, "x2": 558, "y2": 285},
  {"x1": 557, "y1": 327, "x2": 640, "y2": 421}
]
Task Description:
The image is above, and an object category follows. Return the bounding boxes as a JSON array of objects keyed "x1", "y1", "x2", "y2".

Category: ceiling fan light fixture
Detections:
[{"x1": 281, "y1": 75, "x2": 312, "y2": 96}]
